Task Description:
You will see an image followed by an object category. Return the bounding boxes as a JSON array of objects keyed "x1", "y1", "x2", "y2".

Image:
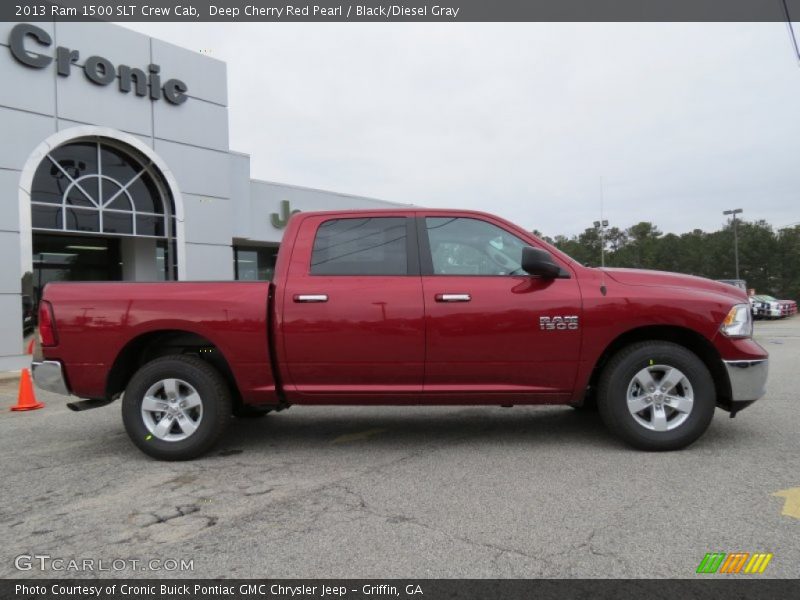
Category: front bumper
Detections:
[
  {"x1": 31, "y1": 360, "x2": 70, "y2": 396},
  {"x1": 723, "y1": 359, "x2": 768, "y2": 404}
]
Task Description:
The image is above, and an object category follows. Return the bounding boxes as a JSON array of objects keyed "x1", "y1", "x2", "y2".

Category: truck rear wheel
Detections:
[
  {"x1": 597, "y1": 341, "x2": 715, "y2": 451},
  {"x1": 122, "y1": 355, "x2": 231, "y2": 460}
]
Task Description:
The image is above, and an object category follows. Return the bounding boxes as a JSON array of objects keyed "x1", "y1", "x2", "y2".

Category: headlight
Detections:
[{"x1": 721, "y1": 303, "x2": 753, "y2": 338}]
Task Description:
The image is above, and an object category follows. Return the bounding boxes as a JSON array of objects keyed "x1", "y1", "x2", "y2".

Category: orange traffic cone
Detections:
[{"x1": 11, "y1": 368, "x2": 44, "y2": 411}]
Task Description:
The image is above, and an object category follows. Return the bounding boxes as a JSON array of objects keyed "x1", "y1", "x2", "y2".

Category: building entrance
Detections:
[
  {"x1": 26, "y1": 137, "x2": 178, "y2": 311},
  {"x1": 31, "y1": 234, "x2": 122, "y2": 306}
]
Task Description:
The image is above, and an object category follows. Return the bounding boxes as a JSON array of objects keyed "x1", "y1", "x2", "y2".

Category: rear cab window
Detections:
[{"x1": 310, "y1": 217, "x2": 413, "y2": 276}]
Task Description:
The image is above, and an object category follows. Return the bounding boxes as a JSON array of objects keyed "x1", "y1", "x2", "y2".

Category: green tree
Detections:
[
  {"x1": 553, "y1": 233, "x2": 593, "y2": 266},
  {"x1": 605, "y1": 227, "x2": 629, "y2": 253},
  {"x1": 776, "y1": 226, "x2": 800, "y2": 299},
  {"x1": 548, "y1": 218, "x2": 797, "y2": 301},
  {"x1": 614, "y1": 222, "x2": 662, "y2": 268},
  {"x1": 577, "y1": 227, "x2": 603, "y2": 267}
]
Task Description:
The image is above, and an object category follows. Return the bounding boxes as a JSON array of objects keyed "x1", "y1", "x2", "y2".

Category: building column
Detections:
[{"x1": 120, "y1": 238, "x2": 159, "y2": 281}]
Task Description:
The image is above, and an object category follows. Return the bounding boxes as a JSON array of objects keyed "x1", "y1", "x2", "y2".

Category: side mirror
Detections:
[{"x1": 521, "y1": 246, "x2": 563, "y2": 278}]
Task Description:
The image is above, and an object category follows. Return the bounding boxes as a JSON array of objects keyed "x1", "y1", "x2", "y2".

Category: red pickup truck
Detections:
[{"x1": 33, "y1": 209, "x2": 768, "y2": 460}]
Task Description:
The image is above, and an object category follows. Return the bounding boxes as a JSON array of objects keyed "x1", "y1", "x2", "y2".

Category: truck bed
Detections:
[{"x1": 41, "y1": 281, "x2": 279, "y2": 405}]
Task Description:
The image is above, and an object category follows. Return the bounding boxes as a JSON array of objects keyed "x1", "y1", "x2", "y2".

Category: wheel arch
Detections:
[
  {"x1": 105, "y1": 329, "x2": 242, "y2": 406},
  {"x1": 585, "y1": 325, "x2": 732, "y2": 410}
]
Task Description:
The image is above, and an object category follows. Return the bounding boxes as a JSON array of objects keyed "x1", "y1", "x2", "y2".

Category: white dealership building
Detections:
[{"x1": 0, "y1": 20, "x2": 405, "y2": 370}]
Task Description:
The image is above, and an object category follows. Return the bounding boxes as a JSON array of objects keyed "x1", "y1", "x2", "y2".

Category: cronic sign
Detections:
[{"x1": 9, "y1": 23, "x2": 189, "y2": 105}]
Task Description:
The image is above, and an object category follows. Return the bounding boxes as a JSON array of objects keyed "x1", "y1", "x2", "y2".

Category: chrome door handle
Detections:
[
  {"x1": 435, "y1": 293, "x2": 471, "y2": 302},
  {"x1": 294, "y1": 294, "x2": 328, "y2": 303}
]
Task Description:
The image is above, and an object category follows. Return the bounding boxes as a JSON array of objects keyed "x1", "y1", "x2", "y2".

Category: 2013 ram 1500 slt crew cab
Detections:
[{"x1": 33, "y1": 209, "x2": 769, "y2": 460}]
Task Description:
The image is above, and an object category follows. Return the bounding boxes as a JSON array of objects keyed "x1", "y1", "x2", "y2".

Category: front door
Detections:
[
  {"x1": 281, "y1": 214, "x2": 425, "y2": 402},
  {"x1": 419, "y1": 214, "x2": 582, "y2": 402}
]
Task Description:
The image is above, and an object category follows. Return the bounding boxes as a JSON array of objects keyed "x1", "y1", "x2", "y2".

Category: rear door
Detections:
[
  {"x1": 419, "y1": 214, "x2": 582, "y2": 402},
  {"x1": 280, "y1": 213, "x2": 425, "y2": 402}
]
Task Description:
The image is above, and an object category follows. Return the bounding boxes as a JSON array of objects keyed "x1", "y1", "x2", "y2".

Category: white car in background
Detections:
[
  {"x1": 749, "y1": 295, "x2": 771, "y2": 319},
  {"x1": 751, "y1": 294, "x2": 798, "y2": 319}
]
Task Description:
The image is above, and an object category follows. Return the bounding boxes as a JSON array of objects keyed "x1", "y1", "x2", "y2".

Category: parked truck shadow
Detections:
[
  {"x1": 216, "y1": 406, "x2": 616, "y2": 454},
  {"x1": 213, "y1": 405, "x2": 739, "y2": 457}
]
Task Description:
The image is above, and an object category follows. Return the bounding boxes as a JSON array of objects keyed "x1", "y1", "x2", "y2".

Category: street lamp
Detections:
[
  {"x1": 723, "y1": 208, "x2": 743, "y2": 280},
  {"x1": 593, "y1": 219, "x2": 609, "y2": 268}
]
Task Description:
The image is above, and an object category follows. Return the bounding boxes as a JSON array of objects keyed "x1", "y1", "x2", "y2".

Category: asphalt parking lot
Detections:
[{"x1": 1, "y1": 318, "x2": 798, "y2": 579}]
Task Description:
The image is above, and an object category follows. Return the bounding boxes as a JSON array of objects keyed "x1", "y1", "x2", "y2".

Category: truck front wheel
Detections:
[
  {"x1": 122, "y1": 355, "x2": 231, "y2": 460},
  {"x1": 597, "y1": 341, "x2": 715, "y2": 451}
]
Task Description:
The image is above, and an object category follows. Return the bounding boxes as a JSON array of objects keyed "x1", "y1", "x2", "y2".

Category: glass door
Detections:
[{"x1": 32, "y1": 234, "x2": 122, "y2": 309}]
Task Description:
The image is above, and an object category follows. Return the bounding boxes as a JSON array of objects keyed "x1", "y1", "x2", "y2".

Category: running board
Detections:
[{"x1": 66, "y1": 398, "x2": 115, "y2": 412}]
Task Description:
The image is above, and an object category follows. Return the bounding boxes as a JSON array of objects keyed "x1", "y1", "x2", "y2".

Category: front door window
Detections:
[{"x1": 426, "y1": 217, "x2": 527, "y2": 276}]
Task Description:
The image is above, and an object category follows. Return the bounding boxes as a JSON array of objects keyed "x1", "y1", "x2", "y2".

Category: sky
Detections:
[{"x1": 120, "y1": 22, "x2": 800, "y2": 238}]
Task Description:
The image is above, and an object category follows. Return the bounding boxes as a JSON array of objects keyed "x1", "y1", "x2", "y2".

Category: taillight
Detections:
[{"x1": 38, "y1": 300, "x2": 57, "y2": 346}]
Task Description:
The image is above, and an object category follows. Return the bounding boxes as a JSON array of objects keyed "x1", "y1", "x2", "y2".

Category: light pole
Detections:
[
  {"x1": 593, "y1": 219, "x2": 608, "y2": 268},
  {"x1": 723, "y1": 208, "x2": 743, "y2": 280}
]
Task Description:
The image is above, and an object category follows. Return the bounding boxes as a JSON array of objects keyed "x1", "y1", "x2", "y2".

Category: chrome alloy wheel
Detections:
[
  {"x1": 626, "y1": 364, "x2": 694, "y2": 432},
  {"x1": 140, "y1": 378, "x2": 203, "y2": 442}
]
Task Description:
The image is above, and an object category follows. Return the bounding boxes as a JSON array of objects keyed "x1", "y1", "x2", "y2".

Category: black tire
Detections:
[
  {"x1": 122, "y1": 355, "x2": 231, "y2": 460},
  {"x1": 597, "y1": 341, "x2": 715, "y2": 451}
]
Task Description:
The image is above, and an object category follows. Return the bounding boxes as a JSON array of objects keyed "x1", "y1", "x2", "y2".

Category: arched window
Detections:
[{"x1": 30, "y1": 139, "x2": 175, "y2": 238}]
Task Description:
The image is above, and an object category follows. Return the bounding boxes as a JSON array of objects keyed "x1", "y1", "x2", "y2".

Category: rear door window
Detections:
[{"x1": 310, "y1": 217, "x2": 410, "y2": 275}]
